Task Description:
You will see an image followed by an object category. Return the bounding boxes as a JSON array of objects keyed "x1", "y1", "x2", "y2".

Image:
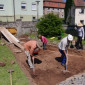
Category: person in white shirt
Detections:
[
  {"x1": 75, "y1": 22, "x2": 84, "y2": 50},
  {"x1": 58, "y1": 34, "x2": 73, "y2": 70}
]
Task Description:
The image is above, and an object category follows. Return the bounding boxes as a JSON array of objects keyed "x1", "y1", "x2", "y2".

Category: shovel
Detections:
[
  {"x1": 8, "y1": 70, "x2": 14, "y2": 85},
  {"x1": 32, "y1": 57, "x2": 35, "y2": 75},
  {"x1": 63, "y1": 51, "x2": 70, "y2": 73}
]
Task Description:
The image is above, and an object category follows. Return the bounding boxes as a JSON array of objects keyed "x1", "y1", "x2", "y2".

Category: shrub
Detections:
[{"x1": 36, "y1": 13, "x2": 65, "y2": 37}]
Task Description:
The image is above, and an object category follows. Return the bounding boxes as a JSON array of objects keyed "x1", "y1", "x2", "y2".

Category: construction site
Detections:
[{"x1": 0, "y1": 27, "x2": 85, "y2": 85}]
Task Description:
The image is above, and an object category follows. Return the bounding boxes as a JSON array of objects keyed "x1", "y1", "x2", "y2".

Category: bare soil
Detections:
[{"x1": 6, "y1": 35, "x2": 85, "y2": 85}]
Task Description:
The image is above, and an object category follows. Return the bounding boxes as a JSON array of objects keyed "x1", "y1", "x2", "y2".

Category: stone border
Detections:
[{"x1": 57, "y1": 72, "x2": 85, "y2": 85}]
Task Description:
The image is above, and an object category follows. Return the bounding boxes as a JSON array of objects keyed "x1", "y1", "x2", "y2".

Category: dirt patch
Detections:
[{"x1": 6, "y1": 36, "x2": 85, "y2": 85}]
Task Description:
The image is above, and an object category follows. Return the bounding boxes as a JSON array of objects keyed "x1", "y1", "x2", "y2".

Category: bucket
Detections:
[
  {"x1": 33, "y1": 48, "x2": 40, "y2": 54},
  {"x1": 6, "y1": 27, "x2": 17, "y2": 36}
]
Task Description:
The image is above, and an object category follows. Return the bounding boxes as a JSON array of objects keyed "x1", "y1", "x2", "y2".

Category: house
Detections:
[
  {"x1": 43, "y1": 0, "x2": 65, "y2": 18},
  {"x1": 66, "y1": 0, "x2": 85, "y2": 25},
  {"x1": 0, "y1": 0, "x2": 43, "y2": 22}
]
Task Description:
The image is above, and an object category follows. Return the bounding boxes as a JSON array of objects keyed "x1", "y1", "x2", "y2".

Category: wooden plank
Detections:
[
  {"x1": 13, "y1": 41, "x2": 24, "y2": 51},
  {"x1": 0, "y1": 27, "x2": 12, "y2": 43},
  {"x1": 0, "y1": 27, "x2": 19, "y2": 43},
  {"x1": 0, "y1": 27, "x2": 24, "y2": 50}
]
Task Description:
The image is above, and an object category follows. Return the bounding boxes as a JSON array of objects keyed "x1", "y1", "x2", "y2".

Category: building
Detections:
[
  {"x1": 66, "y1": 0, "x2": 85, "y2": 25},
  {"x1": 0, "y1": 0, "x2": 43, "y2": 22},
  {"x1": 43, "y1": 0, "x2": 65, "y2": 18}
]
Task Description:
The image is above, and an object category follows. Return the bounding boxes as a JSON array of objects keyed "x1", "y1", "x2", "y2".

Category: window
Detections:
[
  {"x1": 52, "y1": 8, "x2": 54, "y2": 10},
  {"x1": 32, "y1": 3, "x2": 37, "y2": 10},
  {"x1": 48, "y1": 8, "x2": 50, "y2": 10},
  {"x1": 21, "y1": 2, "x2": 26, "y2": 10},
  {"x1": 47, "y1": 8, "x2": 50, "y2": 11},
  {"x1": 32, "y1": 17, "x2": 36, "y2": 20},
  {"x1": 61, "y1": 15, "x2": 64, "y2": 18},
  {"x1": 80, "y1": 20, "x2": 84, "y2": 25},
  {"x1": 0, "y1": 4, "x2": 4, "y2": 10},
  {"x1": 57, "y1": 3, "x2": 60, "y2": 6},
  {"x1": 79, "y1": 9, "x2": 84, "y2": 14},
  {"x1": 32, "y1": 16, "x2": 37, "y2": 21}
]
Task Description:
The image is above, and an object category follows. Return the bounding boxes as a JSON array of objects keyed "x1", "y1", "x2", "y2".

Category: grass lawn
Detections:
[
  {"x1": 0, "y1": 44, "x2": 29, "y2": 85},
  {"x1": 28, "y1": 33, "x2": 85, "y2": 46}
]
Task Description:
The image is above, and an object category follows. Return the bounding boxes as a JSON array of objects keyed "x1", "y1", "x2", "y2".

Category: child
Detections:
[{"x1": 39, "y1": 35, "x2": 48, "y2": 50}]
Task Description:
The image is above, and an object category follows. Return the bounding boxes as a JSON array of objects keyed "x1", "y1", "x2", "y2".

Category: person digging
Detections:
[
  {"x1": 24, "y1": 40, "x2": 41, "y2": 75},
  {"x1": 38, "y1": 35, "x2": 48, "y2": 50},
  {"x1": 58, "y1": 34, "x2": 73, "y2": 72}
]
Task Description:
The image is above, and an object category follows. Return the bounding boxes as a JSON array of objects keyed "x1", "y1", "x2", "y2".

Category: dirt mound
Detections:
[{"x1": 18, "y1": 34, "x2": 29, "y2": 42}]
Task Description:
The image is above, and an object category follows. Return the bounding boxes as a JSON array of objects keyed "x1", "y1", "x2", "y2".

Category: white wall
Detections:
[
  {"x1": 75, "y1": 7, "x2": 85, "y2": 25},
  {"x1": 0, "y1": 0, "x2": 43, "y2": 22}
]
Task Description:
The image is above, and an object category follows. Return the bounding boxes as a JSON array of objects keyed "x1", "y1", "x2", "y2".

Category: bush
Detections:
[{"x1": 36, "y1": 13, "x2": 65, "y2": 37}]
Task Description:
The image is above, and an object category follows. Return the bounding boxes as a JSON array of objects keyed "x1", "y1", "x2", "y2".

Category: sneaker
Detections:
[
  {"x1": 61, "y1": 63, "x2": 65, "y2": 66},
  {"x1": 43, "y1": 48, "x2": 47, "y2": 50}
]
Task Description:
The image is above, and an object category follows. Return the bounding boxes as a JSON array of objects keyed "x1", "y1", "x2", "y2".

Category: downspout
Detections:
[
  {"x1": 13, "y1": 0, "x2": 15, "y2": 22},
  {"x1": 36, "y1": 0, "x2": 40, "y2": 21}
]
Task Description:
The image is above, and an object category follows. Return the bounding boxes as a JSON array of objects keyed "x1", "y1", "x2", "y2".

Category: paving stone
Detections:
[{"x1": 58, "y1": 72, "x2": 85, "y2": 85}]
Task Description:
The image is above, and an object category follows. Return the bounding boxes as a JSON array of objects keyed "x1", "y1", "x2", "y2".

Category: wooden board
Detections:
[
  {"x1": 0, "y1": 27, "x2": 19, "y2": 43},
  {"x1": 0, "y1": 27, "x2": 24, "y2": 50}
]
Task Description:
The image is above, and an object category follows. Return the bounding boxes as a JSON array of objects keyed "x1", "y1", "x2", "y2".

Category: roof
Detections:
[
  {"x1": 43, "y1": 0, "x2": 65, "y2": 3},
  {"x1": 43, "y1": 0, "x2": 65, "y2": 8},
  {"x1": 74, "y1": 0, "x2": 85, "y2": 6}
]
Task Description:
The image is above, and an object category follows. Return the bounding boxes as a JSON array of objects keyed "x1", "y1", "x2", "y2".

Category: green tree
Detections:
[
  {"x1": 65, "y1": 0, "x2": 74, "y2": 22},
  {"x1": 36, "y1": 13, "x2": 64, "y2": 37}
]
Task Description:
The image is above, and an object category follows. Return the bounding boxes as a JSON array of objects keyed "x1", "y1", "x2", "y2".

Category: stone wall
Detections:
[
  {"x1": 0, "y1": 19, "x2": 37, "y2": 36},
  {"x1": 0, "y1": 20, "x2": 82, "y2": 37}
]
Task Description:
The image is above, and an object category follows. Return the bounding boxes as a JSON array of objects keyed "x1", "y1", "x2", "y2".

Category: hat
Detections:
[
  {"x1": 77, "y1": 22, "x2": 83, "y2": 27},
  {"x1": 67, "y1": 34, "x2": 73, "y2": 41}
]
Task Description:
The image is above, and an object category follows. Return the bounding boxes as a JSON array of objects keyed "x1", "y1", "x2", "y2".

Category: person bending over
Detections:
[{"x1": 58, "y1": 34, "x2": 73, "y2": 71}]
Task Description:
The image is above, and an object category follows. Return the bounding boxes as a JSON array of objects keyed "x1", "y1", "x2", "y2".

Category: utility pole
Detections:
[
  {"x1": 36, "y1": 0, "x2": 40, "y2": 21},
  {"x1": 13, "y1": 0, "x2": 15, "y2": 22}
]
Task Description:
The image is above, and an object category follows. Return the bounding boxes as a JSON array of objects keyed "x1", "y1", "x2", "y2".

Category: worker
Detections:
[
  {"x1": 24, "y1": 40, "x2": 41, "y2": 74},
  {"x1": 58, "y1": 34, "x2": 73, "y2": 71},
  {"x1": 75, "y1": 22, "x2": 84, "y2": 50},
  {"x1": 38, "y1": 35, "x2": 48, "y2": 50}
]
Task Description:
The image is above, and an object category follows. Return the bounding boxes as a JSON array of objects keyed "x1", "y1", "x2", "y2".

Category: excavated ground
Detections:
[{"x1": 6, "y1": 35, "x2": 85, "y2": 85}]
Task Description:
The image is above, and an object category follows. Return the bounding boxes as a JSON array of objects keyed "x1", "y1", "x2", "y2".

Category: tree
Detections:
[
  {"x1": 36, "y1": 13, "x2": 64, "y2": 37},
  {"x1": 65, "y1": 0, "x2": 74, "y2": 22}
]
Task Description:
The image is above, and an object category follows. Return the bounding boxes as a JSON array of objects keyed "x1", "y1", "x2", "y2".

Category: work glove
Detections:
[
  {"x1": 25, "y1": 51, "x2": 30, "y2": 57},
  {"x1": 82, "y1": 37, "x2": 84, "y2": 40}
]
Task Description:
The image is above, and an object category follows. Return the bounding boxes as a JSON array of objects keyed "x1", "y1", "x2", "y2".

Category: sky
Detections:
[{"x1": 63, "y1": 0, "x2": 66, "y2": 2}]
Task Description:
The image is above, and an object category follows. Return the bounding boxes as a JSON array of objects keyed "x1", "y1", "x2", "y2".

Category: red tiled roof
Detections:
[
  {"x1": 74, "y1": 0, "x2": 85, "y2": 6},
  {"x1": 44, "y1": 2, "x2": 65, "y2": 8},
  {"x1": 43, "y1": 0, "x2": 65, "y2": 3}
]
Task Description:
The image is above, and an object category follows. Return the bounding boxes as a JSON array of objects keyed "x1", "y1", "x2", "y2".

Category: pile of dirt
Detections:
[
  {"x1": 18, "y1": 34, "x2": 29, "y2": 42},
  {"x1": 6, "y1": 36, "x2": 85, "y2": 85}
]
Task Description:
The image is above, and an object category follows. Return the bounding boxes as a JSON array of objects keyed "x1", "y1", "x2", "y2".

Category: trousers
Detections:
[
  {"x1": 25, "y1": 51, "x2": 34, "y2": 68},
  {"x1": 59, "y1": 49, "x2": 67, "y2": 65},
  {"x1": 76, "y1": 36, "x2": 83, "y2": 49},
  {"x1": 43, "y1": 43, "x2": 47, "y2": 50}
]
